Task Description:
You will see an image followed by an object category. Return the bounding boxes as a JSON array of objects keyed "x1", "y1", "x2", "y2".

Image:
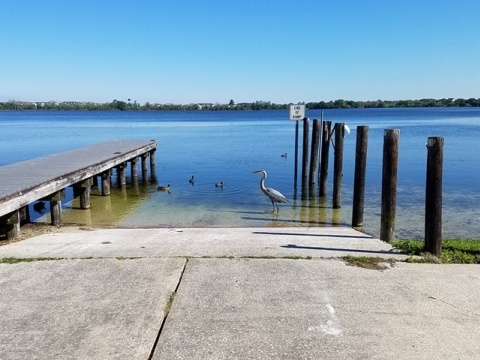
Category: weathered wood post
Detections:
[
  {"x1": 48, "y1": 190, "x2": 65, "y2": 226},
  {"x1": 309, "y1": 119, "x2": 321, "y2": 186},
  {"x1": 319, "y1": 121, "x2": 332, "y2": 197},
  {"x1": 130, "y1": 157, "x2": 139, "y2": 186},
  {"x1": 150, "y1": 148, "x2": 157, "y2": 182},
  {"x1": 380, "y1": 129, "x2": 400, "y2": 242},
  {"x1": 141, "y1": 153, "x2": 149, "y2": 184},
  {"x1": 333, "y1": 123, "x2": 345, "y2": 208},
  {"x1": 302, "y1": 117, "x2": 310, "y2": 190},
  {"x1": 101, "y1": 170, "x2": 111, "y2": 196},
  {"x1": 1, "y1": 211, "x2": 20, "y2": 239},
  {"x1": 352, "y1": 126, "x2": 369, "y2": 228},
  {"x1": 294, "y1": 120, "x2": 299, "y2": 188},
  {"x1": 117, "y1": 162, "x2": 127, "y2": 188},
  {"x1": 20, "y1": 205, "x2": 30, "y2": 225},
  {"x1": 74, "y1": 178, "x2": 93, "y2": 209},
  {"x1": 425, "y1": 137, "x2": 444, "y2": 257}
]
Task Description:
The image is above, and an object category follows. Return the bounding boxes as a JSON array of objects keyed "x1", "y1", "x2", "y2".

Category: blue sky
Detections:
[{"x1": 1, "y1": 0, "x2": 479, "y2": 104}]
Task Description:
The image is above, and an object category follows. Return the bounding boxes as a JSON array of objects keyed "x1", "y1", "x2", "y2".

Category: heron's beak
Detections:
[{"x1": 252, "y1": 170, "x2": 261, "y2": 173}]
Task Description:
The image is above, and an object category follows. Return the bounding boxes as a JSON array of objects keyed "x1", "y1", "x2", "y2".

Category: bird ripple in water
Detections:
[
  {"x1": 157, "y1": 184, "x2": 171, "y2": 192},
  {"x1": 215, "y1": 181, "x2": 224, "y2": 188}
]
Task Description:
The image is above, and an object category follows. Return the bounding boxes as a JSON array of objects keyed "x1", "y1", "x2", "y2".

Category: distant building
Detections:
[{"x1": 196, "y1": 103, "x2": 214, "y2": 109}]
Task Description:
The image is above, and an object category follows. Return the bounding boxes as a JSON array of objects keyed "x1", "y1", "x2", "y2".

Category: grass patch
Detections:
[
  {"x1": 0, "y1": 257, "x2": 62, "y2": 264},
  {"x1": 393, "y1": 238, "x2": 480, "y2": 264},
  {"x1": 164, "y1": 292, "x2": 175, "y2": 315},
  {"x1": 343, "y1": 256, "x2": 395, "y2": 270}
]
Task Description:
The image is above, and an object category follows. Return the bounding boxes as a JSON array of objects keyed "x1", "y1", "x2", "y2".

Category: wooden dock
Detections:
[{"x1": 0, "y1": 140, "x2": 157, "y2": 239}]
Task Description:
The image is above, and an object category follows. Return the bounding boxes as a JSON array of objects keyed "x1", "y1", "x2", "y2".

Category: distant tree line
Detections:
[
  {"x1": 1, "y1": 97, "x2": 479, "y2": 111},
  {"x1": 305, "y1": 98, "x2": 480, "y2": 109}
]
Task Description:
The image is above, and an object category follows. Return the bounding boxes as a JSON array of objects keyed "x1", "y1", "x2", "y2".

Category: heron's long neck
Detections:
[{"x1": 259, "y1": 173, "x2": 267, "y2": 192}]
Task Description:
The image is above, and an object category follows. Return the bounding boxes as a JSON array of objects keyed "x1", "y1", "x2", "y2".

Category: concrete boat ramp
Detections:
[{"x1": 0, "y1": 226, "x2": 479, "y2": 359}]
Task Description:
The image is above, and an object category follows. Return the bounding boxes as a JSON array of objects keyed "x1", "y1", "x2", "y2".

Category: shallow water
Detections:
[{"x1": 1, "y1": 108, "x2": 479, "y2": 239}]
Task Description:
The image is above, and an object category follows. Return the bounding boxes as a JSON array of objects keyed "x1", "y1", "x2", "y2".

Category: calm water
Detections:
[{"x1": 1, "y1": 108, "x2": 479, "y2": 239}]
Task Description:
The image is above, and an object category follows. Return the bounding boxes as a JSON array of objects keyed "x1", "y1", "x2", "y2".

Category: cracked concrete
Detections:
[{"x1": 0, "y1": 227, "x2": 479, "y2": 359}]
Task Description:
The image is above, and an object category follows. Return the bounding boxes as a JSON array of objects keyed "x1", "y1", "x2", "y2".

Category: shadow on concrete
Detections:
[
  {"x1": 252, "y1": 231, "x2": 373, "y2": 239},
  {"x1": 280, "y1": 243, "x2": 399, "y2": 256}
]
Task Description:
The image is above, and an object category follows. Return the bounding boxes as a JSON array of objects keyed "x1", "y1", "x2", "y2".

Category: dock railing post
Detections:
[
  {"x1": 380, "y1": 129, "x2": 399, "y2": 242},
  {"x1": 352, "y1": 126, "x2": 369, "y2": 228},
  {"x1": 425, "y1": 137, "x2": 444, "y2": 257},
  {"x1": 319, "y1": 121, "x2": 331, "y2": 197},
  {"x1": 333, "y1": 123, "x2": 345, "y2": 208}
]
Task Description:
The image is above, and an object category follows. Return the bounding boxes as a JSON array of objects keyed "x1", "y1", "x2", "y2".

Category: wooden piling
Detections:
[
  {"x1": 101, "y1": 170, "x2": 111, "y2": 196},
  {"x1": 1, "y1": 211, "x2": 20, "y2": 239},
  {"x1": 380, "y1": 129, "x2": 400, "y2": 242},
  {"x1": 150, "y1": 149, "x2": 157, "y2": 182},
  {"x1": 74, "y1": 178, "x2": 93, "y2": 209},
  {"x1": 48, "y1": 190, "x2": 65, "y2": 226},
  {"x1": 319, "y1": 121, "x2": 331, "y2": 197},
  {"x1": 352, "y1": 126, "x2": 369, "y2": 228},
  {"x1": 141, "y1": 153, "x2": 149, "y2": 183},
  {"x1": 309, "y1": 119, "x2": 321, "y2": 186},
  {"x1": 20, "y1": 205, "x2": 30, "y2": 224},
  {"x1": 130, "y1": 157, "x2": 139, "y2": 185},
  {"x1": 117, "y1": 162, "x2": 127, "y2": 188},
  {"x1": 302, "y1": 117, "x2": 310, "y2": 189},
  {"x1": 333, "y1": 123, "x2": 345, "y2": 209},
  {"x1": 425, "y1": 137, "x2": 444, "y2": 257}
]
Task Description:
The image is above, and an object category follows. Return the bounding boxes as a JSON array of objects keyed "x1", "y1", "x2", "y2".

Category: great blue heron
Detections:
[
  {"x1": 252, "y1": 169, "x2": 288, "y2": 211},
  {"x1": 189, "y1": 176, "x2": 194, "y2": 185},
  {"x1": 215, "y1": 181, "x2": 224, "y2": 188},
  {"x1": 157, "y1": 184, "x2": 171, "y2": 192}
]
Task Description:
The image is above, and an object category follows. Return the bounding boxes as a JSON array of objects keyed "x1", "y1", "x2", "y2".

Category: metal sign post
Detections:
[{"x1": 289, "y1": 105, "x2": 306, "y2": 188}]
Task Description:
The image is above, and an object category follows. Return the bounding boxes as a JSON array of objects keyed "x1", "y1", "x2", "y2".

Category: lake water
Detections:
[{"x1": 1, "y1": 108, "x2": 479, "y2": 239}]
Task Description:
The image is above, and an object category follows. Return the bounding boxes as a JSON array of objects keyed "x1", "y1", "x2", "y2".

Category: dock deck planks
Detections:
[{"x1": 0, "y1": 140, "x2": 157, "y2": 218}]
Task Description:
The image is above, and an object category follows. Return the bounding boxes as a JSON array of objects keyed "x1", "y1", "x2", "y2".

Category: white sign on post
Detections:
[{"x1": 289, "y1": 104, "x2": 305, "y2": 121}]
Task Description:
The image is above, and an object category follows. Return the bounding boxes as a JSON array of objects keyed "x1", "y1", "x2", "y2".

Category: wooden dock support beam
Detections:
[
  {"x1": 116, "y1": 162, "x2": 127, "y2": 188},
  {"x1": 0, "y1": 210, "x2": 20, "y2": 239},
  {"x1": 380, "y1": 129, "x2": 400, "y2": 242},
  {"x1": 141, "y1": 153, "x2": 149, "y2": 183},
  {"x1": 73, "y1": 178, "x2": 93, "y2": 209},
  {"x1": 149, "y1": 148, "x2": 157, "y2": 182},
  {"x1": 46, "y1": 190, "x2": 65, "y2": 226},
  {"x1": 352, "y1": 126, "x2": 369, "y2": 228},
  {"x1": 130, "y1": 157, "x2": 139, "y2": 186},
  {"x1": 101, "y1": 170, "x2": 111, "y2": 196}
]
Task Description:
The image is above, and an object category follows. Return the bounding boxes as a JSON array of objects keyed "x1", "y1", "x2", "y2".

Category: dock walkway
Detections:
[{"x1": 0, "y1": 140, "x2": 157, "y2": 238}]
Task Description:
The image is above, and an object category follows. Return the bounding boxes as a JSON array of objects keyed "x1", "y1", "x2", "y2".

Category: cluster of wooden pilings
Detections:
[
  {"x1": 298, "y1": 118, "x2": 444, "y2": 256},
  {"x1": 0, "y1": 140, "x2": 157, "y2": 240}
]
